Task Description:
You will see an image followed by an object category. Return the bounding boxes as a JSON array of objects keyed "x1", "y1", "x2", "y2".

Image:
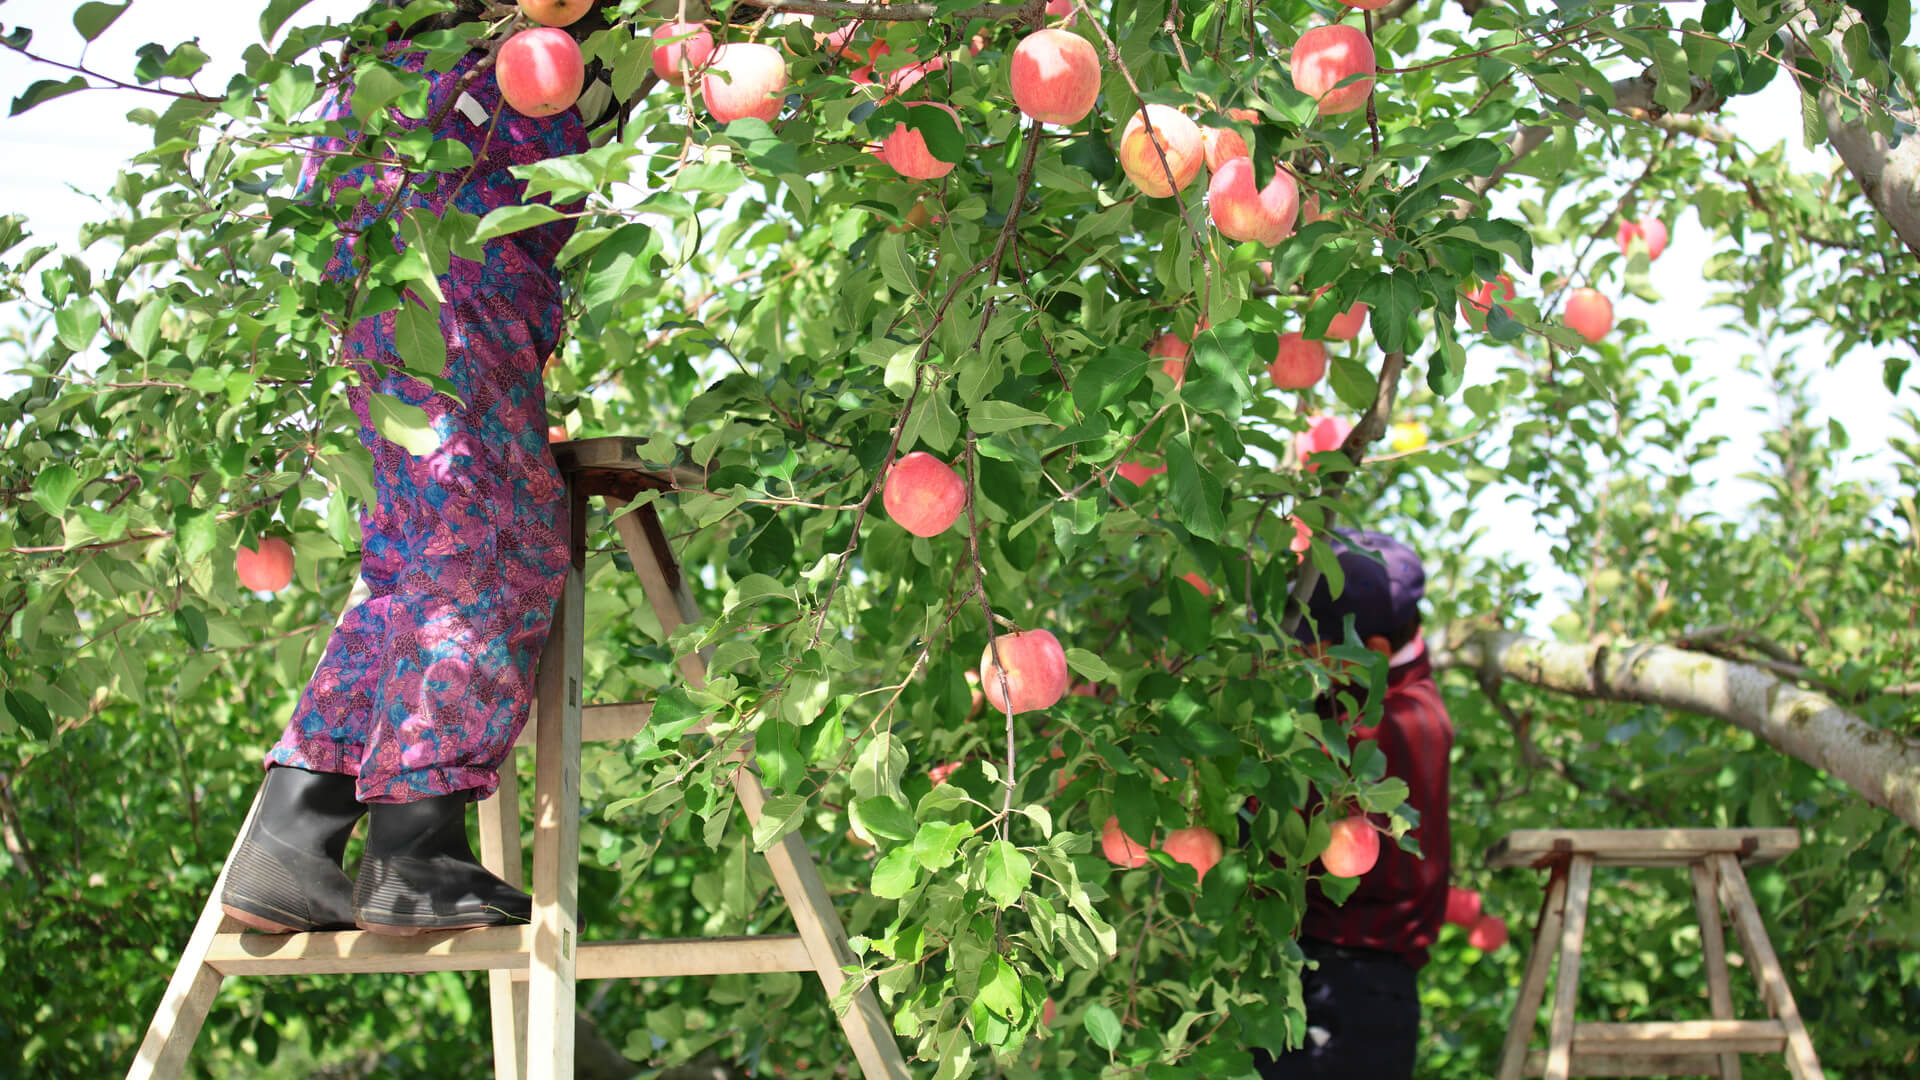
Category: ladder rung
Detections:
[
  {"x1": 1523, "y1": 1050, "x2": 1726, "y2": 1077},
  {"x1": 207, "y1": 929, "x2": 813, "y2": 980},
  {"x1": 1487, "y1": 828, "x2": 1799, "y2": 869},
  {"x1": 516, "y1": 701, "x2": 653, "y2": 748},
  {"x1": 1574, "y1": 1019, "x2": 1787, "y2": 1054}
]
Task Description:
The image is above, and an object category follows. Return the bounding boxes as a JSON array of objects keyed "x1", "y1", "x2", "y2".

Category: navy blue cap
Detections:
[{"x1": 1294, "y1": 528, "x2": 1426, "y2": 644}]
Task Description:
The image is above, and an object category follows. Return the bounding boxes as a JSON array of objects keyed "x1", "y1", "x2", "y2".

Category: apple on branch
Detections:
[
  {"x1": 651, "y1": 21, "x2": 714, "y2": 85},
  {"x1": 497, "y1": 28, "x2": 584, "y2": 117},
  {"x1": 1161, "y1": 826, "x2": 1224, "y2": 883},
  {"x1": 980, "y1": 629, "x2": 1070, "y2": 714},
  {"x1": 882, "y1": 451, "x2": 966, "y2": 536},
  {"x1": 1291, "y1": 25, "x2": 1375, "y2": 116},
  {"x1": 1118, "y1": 105, "x2": 1204, "y2": 198},
  {"x1": 1010, "y1": 28, "x2": 1100, "y2": 126},
  {"x1": 235, "y1": 537, "x2": 295, "y2": 594},
  {"x1": 1269, "y1": 332, "x2": 1328, "y2": 390},
  {"x1": 702, "y1": 43, "x2": 788, "y2": 124},
  {"x1": 1320, "y1": 815, "x2": 1379, "y2": 877},
  {"x1": 1101, "y1": 815, "x2": 1150, "y2": 868}
]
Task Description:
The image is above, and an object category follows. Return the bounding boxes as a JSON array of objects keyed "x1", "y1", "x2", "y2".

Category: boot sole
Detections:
[
  {"x1": 355, "y1": 915, "x2": 529, "y2": 937},
  {"x1": 221, "y1": 903, "x2": 305, "y2": 935}
]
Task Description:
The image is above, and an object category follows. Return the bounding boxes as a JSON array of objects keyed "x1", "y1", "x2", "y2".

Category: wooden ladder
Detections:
[
  {"x1": 1488, "y1": 828, "x2": 1824, "y2": 1080},
  {"x1": 125, "y1": 437, "x2": 911, "y2": 1080}
]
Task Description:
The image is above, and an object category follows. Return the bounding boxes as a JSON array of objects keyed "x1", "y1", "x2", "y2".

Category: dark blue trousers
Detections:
[{"x1": 1253, "y1": 940, "x2": 1419, "y2": 1079}]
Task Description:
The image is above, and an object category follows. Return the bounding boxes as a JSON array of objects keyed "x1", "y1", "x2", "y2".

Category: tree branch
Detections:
[
  {"x1": 752, "y1": 0, "x2": 1028, "y2": 21},
  {"x1": 1430, "y1": 627, "x2": 1920, "y2": 831}
]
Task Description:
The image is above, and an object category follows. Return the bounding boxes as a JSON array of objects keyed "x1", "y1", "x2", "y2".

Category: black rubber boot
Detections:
[
  {"x1": 352, "y1": 790, "x2": 530, "y2": 936},
  {"x1": 220, "y1": 766, "x2": 366, "y2": 934}
]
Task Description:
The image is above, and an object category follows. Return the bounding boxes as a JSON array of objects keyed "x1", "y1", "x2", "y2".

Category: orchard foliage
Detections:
[{"x1": 1, "y1": 0, "x2": 1918, "y2": 1077}]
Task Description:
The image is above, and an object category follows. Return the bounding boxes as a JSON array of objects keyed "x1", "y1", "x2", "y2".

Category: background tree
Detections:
[{"x1": 0, "y1": 0, "x2": 1916, "y2": 1077}]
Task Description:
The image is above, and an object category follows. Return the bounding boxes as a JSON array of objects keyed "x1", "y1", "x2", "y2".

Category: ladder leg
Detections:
[
  {"x1": 611, "y1": 503, "x2": 709, "y2": 686},
  {"x1": 126, "y1": 786, "x2": 265, "y2": 1079},
  {"x1": 1689, "y1": 860, "x2": 1743, "y2": 1080},
  {"x1": 527, "y1": 489, "x2": 585, "y2": 1080},
  {"x1": 1543, "y1": 854, "x2": 1595, "y2": 1080},
  {"x1": 1711, "y1": 855, "x2": 1825, "y2": 1080},
  {"x1": 1495, "y1": 865, "x2": 1570, "y2": 1080},
  {"x1": 480, "y1": 761, "x2": 529, "y2": 1080}
]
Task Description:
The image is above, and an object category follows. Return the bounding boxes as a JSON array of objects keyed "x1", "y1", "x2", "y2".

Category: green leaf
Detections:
[
  {"x1": 55, "y1": 297, "x2": 100, "y2": 352},
  {"x1": 1359, "y1": 271, "x2": 1421, "y2": 354},
  {"x1": 905, "y1": 102, "x2": 966, "y2": 165},
  {"x1": 72, "y1": 2, "x2": 130, "y2": 41},
  {"x1": 30, "y1": 463, "x2": 81, "y2": 518},
  {"x1": 871, "y1": 848, "x2": 920, "y2": 898},
  {"x1": 173, "y1": 606, "x2": 209, "y2": 651},
  {"x1": 1361, "y1": 777, "x2": 1411, "y2": 812},
  {"x1": 1164, "y1": 434, "x2": 1226, "y2": 541},
  {"x1": 393, "y1": 295, "x2": 447, "y2": 375},
  {"x1": 910, "y1": 820, "x2": 971, "y2": 870},
  {"x1": 11, "y1": 77, "x2": 88, "y2": 116},
  {"x1": 472, "y1": 203, "x2": 567, "y2": 244},
  {"x1": 968, "y1": 400, "x2": 1058, "y2": 434},
  {"x1": 369, "y1": 393, "x2": 442, "y2": 456},
  {"x1": 260, "y1": 0, "x2": 315, "y2": 41},
  {"x1": 750, "y1": 793, "x2": 808, "y2": 851},
  {"x1": 1084, "y1": 1002, "x2": 1123, "y2": 1051},
  {"x1": 674, "y1": 161, "x2": 745, "y2": 195},
  {"x1": 981, "y1": 841, "x2": 1031, "y2": 908},
  {"x1": 4, "y1": 690, "x2": 53, "y2": 741},
  {"x1": 852, "y1": 732, "x2": 908, "y2": 803},
  {"x1": 1072, "y1": 345, "x2": 1154, "y2": 415},
  {"x1": 853, "y1": 796, "x2": 917, "y2": 843},
  {"x1": 1064, "y1": 647, "x2": 1113, "y2": 682},
  {"x1": 977, "y1": 953, "x2": 1023, "y2": 1020},
  {"x1": 756, "y1": 719, "x2": 805, "y2": 792}
]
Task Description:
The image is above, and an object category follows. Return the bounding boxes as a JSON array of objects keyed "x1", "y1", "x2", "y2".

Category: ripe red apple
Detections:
[
  {"x1": 497, "y1": 27, "x2": 585, "y2": 118},
  {"x1": 1616, "y1": 216, "x2": 1669, "y2": 260},
  {"x1": 1460, "y1": 273, "x2": 1516, "y2": 319},
  {"x1": 1563, "y1": 287, "x2": 1613, "y2": 343},
  {"x1": 1179, "y1": 572, "x2": 1213, "y2": 597},
  {"x1": 1200, "y1": 124, "x2": 1250, "y2": 172},
  {"x1": 1294, "y1": 413, "x2": 1353, "y2": 471},
  {"x1": 1301, "y1": 190, "x2": 1332, "y2": 224},
  {"x1": 520, "y1": 0, "x2": 593, "y2": 28},
  {"x1": 875, "y1": 101, "x2": 960, "y2": 180},
  {"x1": 1161, "y1": 826, "x2": 1224, "y2": 883},
  {"x1": 652, "y1": 21, "x2": 714, "y2": 84},
  {"x1": 235, "y1": 537, "x2": 295, "y2": 594},
  {"x1": 979, "y1": 629, "x2": 1070, "y2": 714},
  {"x1": 1101, "y1": 815, "x2": 1150, "y2": 868},
  {"x1": 1116, "y1": 459, "x2": 1166, "y2": 486},
  {"x1": 882, "y1": 451, "x2": 966, "y2": 536},
  {"x1": 928, "y1": 760, "x2": 962, "y2": 786},
  {"x1": 1150, "y1": 331, "x2": 1189, "y2": 384},
  {"x1": 1289, "y1": 515, "x2": 1312, "y2": 561},
  {"x1": 1047, "y1": 0, "x2": 1073, "y2": 14},
  {"x1": 1041, "y1": 997, "x2": 1058, "y2": 1026},
  {"x1": 1321, "y1": 815, "x2": 1379, "y2": 878},
  {"x1": 702, "y1": 42, "x2": 788, "y2": 124},
  {"x1": 1209, "y1": 157, "x2": 1300, "y2": 245},
  {"x1": 1010, "y1": 28, "x2": 1100, "y2": 126},
  {"x1": 1336, "y1": 0, "x2": 1392, "y2": 8},
  {"x1": 546, "y1": 423, "x2": 568, "y2": 443},
  {"x1": 1309, "y1": 285, "x2": 1368, "y2": 341},
  {"x1": 1445, "y1": 885, "x2": 1483, "y2": 927},
  {"x1": 1118, "y1": 105, "x2": 1204, "y2": 198},
  {"x1": 1291, "y1": 25, "x2": 1375, "y2": 116},
  {"x1": 1269, "y1": 332, "x2": 1328, "y2": 390},
  {"x1": 1467, "y1": 913, "x2": 1509, "y2": 950}
]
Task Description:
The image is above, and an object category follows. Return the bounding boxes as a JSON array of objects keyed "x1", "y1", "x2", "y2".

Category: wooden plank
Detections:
[
  {"x1": 613, "y1": 502, "x2": 709, "y2": 688},
  {"x1": 737, "y1": 770, "x2": 912, "y2": 1080},
  {"x1": 552, "y1": 436, "x2": 705, "y2": 485},
  {"x1": 125, "y1": 787, "x2": 263, "y2": 1079},
  {"x1": 1543, "y1": 854, "x2": 1595, "y2": 1080},
  {"x1": 206, "y1": 928, "x2": 812, "y2": 980},
  {"x1": 1712, "y1": 855, "x2": 1826, "y2": 1080},
  {"x1": 1523, "y1": 1050, "x2": 1724, "y2": 1076},
  {"x1": 1496, "y1": 866, "x2": 1571, "y2": 1080},
  {"x1": 1571, "y1": 1020, "x2": 1785, "y2": 1054},
  {"x1": 479, "y1": 761, "x2": 528, "y2": 1080},
  {"x1": 515, "y1": 701, "x2": 654, "y2": 748},
  {"x1": 527, "y1": 559, "x2": 584, "y2": 1080},
  {"x1": 1487, "y1": 829, "x2": 1798, "y2": 869},
  {"x1": 1690, "y1": 860, "x2": 1743, "y2": 1080}
]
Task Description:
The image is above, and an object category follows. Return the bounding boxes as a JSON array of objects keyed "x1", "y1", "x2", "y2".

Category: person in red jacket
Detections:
[{"x1": 1255, "y1": 528, "x2": 1452, "y2": 1079}]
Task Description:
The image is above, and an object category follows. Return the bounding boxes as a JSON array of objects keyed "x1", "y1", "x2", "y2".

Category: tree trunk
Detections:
[{"x1": 1430, "y1": 628, "x2": 1920, "y2": 831}]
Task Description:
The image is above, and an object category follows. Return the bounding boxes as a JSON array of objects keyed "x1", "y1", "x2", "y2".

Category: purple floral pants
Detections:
[{"x1": 267, "y1": 49, "x2": 587, "y2": 804}]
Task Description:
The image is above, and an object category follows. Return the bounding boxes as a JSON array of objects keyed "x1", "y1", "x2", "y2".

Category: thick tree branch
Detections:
[{"x1": 1431, "y1": 627, "x2": 1920, "y2": 831}]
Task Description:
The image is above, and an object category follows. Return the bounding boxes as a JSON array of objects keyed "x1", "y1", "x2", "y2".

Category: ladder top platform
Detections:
[
  {"x1": 1486, "y1": 828, "x2": 1800, "y2": 870},
  {"x1": 552, "y1": 436, "x2": 706, "y2": 498}
]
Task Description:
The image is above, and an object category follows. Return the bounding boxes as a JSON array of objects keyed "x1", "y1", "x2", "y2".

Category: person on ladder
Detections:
[
  {"x1": 1253, "y1": 529, "x2": 1454, "y2": 1078},
  {"x1": 220, "y1": 1, "x2": 622, "y2": 938}
]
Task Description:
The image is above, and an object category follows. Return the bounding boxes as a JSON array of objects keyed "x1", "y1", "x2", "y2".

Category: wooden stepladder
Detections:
[
  {"x1": 126, "y1": 437, "x2": 911, "y2": 1080},
  {"x1": 1488, "y1": 828, "x2": 1824, "y2": 1080}
]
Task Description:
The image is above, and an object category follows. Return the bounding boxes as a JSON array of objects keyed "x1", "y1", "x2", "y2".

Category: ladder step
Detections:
[
  {"x1": 1573, "y1": 1020, "x2": 1787, "y2": 1055},
  {"x1": 207, "y1": 929, "x2": 813, "y2": 980},
  {"x1": 1522, "y1": 1050, "x2": 1727, "y2": 1077},
  {"x1": 1487, "y1": 828, "x2": 1799, "y2": 869}
]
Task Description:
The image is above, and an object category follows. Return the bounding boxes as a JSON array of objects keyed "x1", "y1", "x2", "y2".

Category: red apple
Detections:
[
  {"x1": 1041, "y1": 997, "x2": 1058, "y2": 1026},
  {"x1": 496, "y1": 27, "x2": 585, "y2": 118},
  {"x1": 929, "y1": 760, "x2": 963, "y2": 786},
  {"x1": 1336, "y1": 0, "x2": 1392, "y2": 8},
  {"x1": 235, "y1": 537, "x2": 295, "y2": 594},
  {"x1": 1563, "y1": 287, "x2": 1613, "y2": 343},
  {"x1": 1467, "y1": 913, "x2": 1509, "y2": 950},
  {"x1": 1301, "y1": 190, "x2": 1333, "y2": 224},
  {"x1": 1179, "y1": 572, "x2": 1213, "y2": 597},
  {"x1": 1047, "y1": 0, "x2": 1073, "y2": 14},
  {"x1": 1268, "y1": 332, "x2": 1328, "y2": 390},
  {"x1": 1151, "y1": 331, "x2": 1189, "y2": 384},
  {"x1": 1294, "y1": 413, "x2": 1353, "y2": 471},
  {"x1": 1321, "y1": 815, "x2": 1379, "y2": 878},
  {"x1": 875, "y1": 101, "x2": 960, "y2": 180},
  {"x1": 1161, "y1": 826, "x2": 1224, "y2": 883},
  {"x1": 1101, "y1": 815, "x2": 1150, "y2": 868},
  {"x1": 979, "y1": 629, "x2": 1070, "y2": 714},
  {"x1": 1118, "y1": 105, "x2": 1204, "y2": 198},
  {"x1": 651, "y1": 21, "x2": 714, "y2": 85},
  {"x1": 1616, "y1": 217, "x2": 1669, "y2": 260},
  {"x1": 1460, "y1": 273, "x2": 1516, "y2": 319},
  {"x1": 882, "y1": 451, "x2": 966, "y2": 536},
  {"x1": 1010, "y1": 28, "x2": 1100, "y2": 126},
  {"x1": 520, "y1": 0, "x2": 593, "y2": 27},
  {"x1": 1116, "y1": 459, "x2": 1166, "y2": 486},
  {"x1": 702, "y1": 42, "x2": 787, "y2": 124},
  {"x1": 1209, "y1": 157, "x2": 1299, "y2": 245},
  {"x1": 1200, "y1": 124, "x2": 1251, "y2": 172},
  {"x1": 1289, "y1": 515, "x2": 1312, "y2": 561},
  {"x1": 1291, "y1": 25, "x2": 1375, "y2": 116},
  {"x1": 1309, "y1": 285, "x2": 1368, "y2": 341},
  {"x1": 546, "y1": 423, "x2": 568, "y2": 443},
  {"x1": 1445, "y1": 885, "x2": 1482, "y2": 927}
]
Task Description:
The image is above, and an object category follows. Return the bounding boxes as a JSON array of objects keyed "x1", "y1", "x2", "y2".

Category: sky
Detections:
[{"x1": 0, "y1": 0, "x2": 1908, "y2": 624}]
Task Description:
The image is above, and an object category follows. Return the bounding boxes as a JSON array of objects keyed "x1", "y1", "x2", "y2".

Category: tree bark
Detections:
[{"x1": 1430, "y1": 628, "x2": 1920, "y2": 831}]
